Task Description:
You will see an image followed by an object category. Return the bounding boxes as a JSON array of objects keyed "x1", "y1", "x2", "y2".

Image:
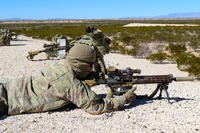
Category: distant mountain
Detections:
[
  {"x1": 0, "y1": 18, "x2": 22, "y2": 21},
  {"x1": 156, "y1": 12, "x2": 200, "y2": 18},
  {"x1": 1, "y1": 12, "x2": 200, "y2": 21},
  {"x1": 0, "y1": 18, "x2": 76, "y2": 21}
]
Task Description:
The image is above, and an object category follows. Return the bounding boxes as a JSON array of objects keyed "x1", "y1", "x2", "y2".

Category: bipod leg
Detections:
[
  {"x1": 159, "y1": 84, "x2": 171, "y2": 103},
  {"x1": 163, "y1": 86, "x2": 171, "y2": 104},
  {"x1": 148, "y1": 83, "x2": 161, "y2": 100},
  {"x1": 158, "y1": 84, "x2": 163, "y2": 99}
]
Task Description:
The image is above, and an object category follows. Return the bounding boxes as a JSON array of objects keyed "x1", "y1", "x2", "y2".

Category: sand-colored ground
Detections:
[
  {"x1": 0, "y1": 36, "x2": 200, "y2": 133},
  {"x1": 123, "y1": 23, "x2": 199, "y2": 27}
]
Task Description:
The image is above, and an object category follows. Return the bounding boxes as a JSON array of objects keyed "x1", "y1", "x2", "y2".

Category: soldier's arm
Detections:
[{"x1": 65, "y1": 78, "x2": 126, "y2": 115}]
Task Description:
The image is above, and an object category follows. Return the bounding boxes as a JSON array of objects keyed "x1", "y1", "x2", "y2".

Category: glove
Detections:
[{"x1": 123, "y1": 85, "x2": 137, "y2": 104}]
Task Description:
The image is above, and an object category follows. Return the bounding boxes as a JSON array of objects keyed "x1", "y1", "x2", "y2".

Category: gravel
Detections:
[{"x1": 0, "y1": 35, "x2": 199, "y2": 133}]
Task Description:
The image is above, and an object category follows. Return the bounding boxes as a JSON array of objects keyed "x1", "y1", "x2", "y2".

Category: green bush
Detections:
[
  {"x1": 146, "y1": 52, "x2": 169, "y2": 63},
  {"x1": 188, "y1": 57, "x2": 200, "y2": 78},
  {"x1": 190, "y1": 39, "x2": 200, "y2": 49},
  {"x1": 175, "y1": 53, "x2": 195, "y2": 66},
  {"x1": 175, "y1": 53, "x2": 200, "y2": 77},
  {"x1": 168, "y1": 43, "x2": 187, "y2": 54}
]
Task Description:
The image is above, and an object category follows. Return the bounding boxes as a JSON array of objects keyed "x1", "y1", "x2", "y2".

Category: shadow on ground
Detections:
[
  {"x1": 8, "y1": 44, "x2": 26, "y2": 46},
  {"x1": 0, "y1": 115, "x2": 7, "y2": 120},
  {"x1": 126, "y1": 96, "x2": 194, "y2": 109}
]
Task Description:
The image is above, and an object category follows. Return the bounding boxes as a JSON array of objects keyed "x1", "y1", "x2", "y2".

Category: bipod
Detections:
[{"x1": 146, "y1": 83, "x2": 171, "y2": 103}]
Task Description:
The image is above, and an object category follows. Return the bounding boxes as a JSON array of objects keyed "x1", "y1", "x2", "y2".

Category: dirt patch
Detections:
[{"x1": 123, "y1": 23, "x2": 199, "y2": 27}]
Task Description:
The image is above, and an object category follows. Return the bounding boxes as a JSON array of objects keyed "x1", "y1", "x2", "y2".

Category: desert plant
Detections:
[
  {"x1": 146, "y1": 51, "x2": 170, "y2": 63},
  {"x1": 187, "y1": 56, "x2": 200, "y2": 78},
  {"x1": 168, "y1": 42, "x2": 187, "y2": 54},
  {"x1": 174, "y1": 52, "x2": 194, "y2": 71}
]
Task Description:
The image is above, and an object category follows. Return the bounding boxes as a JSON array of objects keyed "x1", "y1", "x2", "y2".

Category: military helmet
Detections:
[
  {"x1": 68, "y1": 44, "x2": 96, "y2": 63},
  {"x1": 68, "y1": 44, "x2": 96, "y2": 79}
]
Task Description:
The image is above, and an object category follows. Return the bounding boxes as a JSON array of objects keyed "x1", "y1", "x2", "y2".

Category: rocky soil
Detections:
[{"x1": 0, "y1": 36, "x2": 199, "y2": 133}]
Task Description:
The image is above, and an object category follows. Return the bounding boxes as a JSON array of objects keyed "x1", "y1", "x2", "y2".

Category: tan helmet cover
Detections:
[
  {"x1": 68, "y1": 44, "x2": 96, "y2": 63},
  {"x1": 68, "y1": 44, "x2": 96, "y2": 79}
]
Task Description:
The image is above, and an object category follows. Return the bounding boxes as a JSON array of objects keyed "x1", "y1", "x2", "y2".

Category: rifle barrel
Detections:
[
  {"x1": 174, "y1": 77, "x2": 194, "y2": 81},
  {"x1": 131, "y1": 75, "x2": 194, "y2": 84},
  {"x1": 132, "y1": 75, "x2": 173, "y2": 84}
]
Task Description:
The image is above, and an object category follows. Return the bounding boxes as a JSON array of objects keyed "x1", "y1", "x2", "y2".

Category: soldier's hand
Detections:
[
  {"x1": 105, "y1": 87, "x2": 114, "y2": 99},
  {"x1": 123, "y1": 85, "x2": 137, "y2": 104},
  {"x1": 107, "y1": 66, "x2": 116, "y2": 72}
]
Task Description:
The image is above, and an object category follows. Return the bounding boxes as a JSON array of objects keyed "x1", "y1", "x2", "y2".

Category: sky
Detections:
[{"x1": 0, "y1": 0, "x2": 200, "y2": 19}]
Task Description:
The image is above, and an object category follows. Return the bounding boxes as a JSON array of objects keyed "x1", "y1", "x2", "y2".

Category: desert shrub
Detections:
[
  {"x1": 146, "y1": 52, "x2": 169, "y2": 63},
  {"x1": 168, "y1": 43, "x2": 187, "y2": 54},
  {"x1": 110, "y1": 40, "x2": 138, "y2": 56},
  {"x1": 175, "y1": 53, "x2": 195, "y2": 67},
  {"x1": 174, "y1": 53, "x2": 200, "y2": 77},
  {"x1": 187, "y1": 57, "x2": 200, "y2": 78},
  {"x1": 124, "y1": 46, "x2": 138, "y2": 56},
  {"x1": 189, "y1": 39, "x2": 200, "y2": 49},
  {"x1": 110, "y1": 40, "x2": 121, "y2": 51},
  {"x1": 119, "y1": 33, "x2": 133, "y2": 44}
]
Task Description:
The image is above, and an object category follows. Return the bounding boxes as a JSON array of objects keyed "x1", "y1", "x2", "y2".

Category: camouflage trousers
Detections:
[{"x1": 0, "y1": 79, "x2": 8, "y2": 116}]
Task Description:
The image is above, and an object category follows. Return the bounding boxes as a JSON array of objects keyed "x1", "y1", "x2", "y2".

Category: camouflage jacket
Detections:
[
  {"x1": 0, "y1": 30, "x2": 11, "y2": 46},
  {"x1": 6, "y1": 60, "x2": 126, "y2": 115},
  {"x1": 0, "y1": 33, "x2": 7, "y2": 46}
]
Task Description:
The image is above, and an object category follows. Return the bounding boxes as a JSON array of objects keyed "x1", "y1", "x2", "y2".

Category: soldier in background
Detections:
[
  {"x1": 0, "y1": 29, "x2": 10, "y2": 46},
  {"x1": 0, "y1": 44, "x2": 136, "y2": 116},
  {"x1": 0, "y1": 29, "x2": 17, "y2": 46}
]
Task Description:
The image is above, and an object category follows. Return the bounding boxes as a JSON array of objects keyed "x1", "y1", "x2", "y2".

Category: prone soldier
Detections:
[{"x1": 0, "y1": 44, "x2": 136, "y2": 116}]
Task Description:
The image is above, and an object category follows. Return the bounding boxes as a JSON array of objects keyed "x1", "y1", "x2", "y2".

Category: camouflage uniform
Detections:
[
  {"x1": 0, "y1": 33, "x2": 8, "y2": 46},
  {"x1": 0, "y1": 29, "x2": 10, "y2": 46},
  {"x1": 0, "y1": 44, "x2": 129, "y2": 116},
  {"x1": 0, "y1": 80, "x2": 8, "y2": 115}
]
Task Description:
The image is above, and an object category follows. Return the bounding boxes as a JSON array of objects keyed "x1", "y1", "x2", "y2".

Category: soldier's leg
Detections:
[{"x1": 0, "y1": 80, "x2": 8, "y2": 116}]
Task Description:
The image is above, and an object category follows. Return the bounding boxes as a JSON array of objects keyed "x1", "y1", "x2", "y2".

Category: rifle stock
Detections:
[{"x1": 27, "y1": 50, "x2": 45, "y2": 60}]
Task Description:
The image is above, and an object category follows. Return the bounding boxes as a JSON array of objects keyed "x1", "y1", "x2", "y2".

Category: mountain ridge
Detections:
[{"x1": 1, "y1": 12, "x2": 200, "y2": 21}]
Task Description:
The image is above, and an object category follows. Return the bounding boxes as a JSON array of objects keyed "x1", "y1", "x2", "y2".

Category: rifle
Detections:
[
  {"x1": 94, "y1": 67, "x2": 194, "y2": 103},
  {"x1": 27, "y1": 44, "x2": 73, "y2": 61}
]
